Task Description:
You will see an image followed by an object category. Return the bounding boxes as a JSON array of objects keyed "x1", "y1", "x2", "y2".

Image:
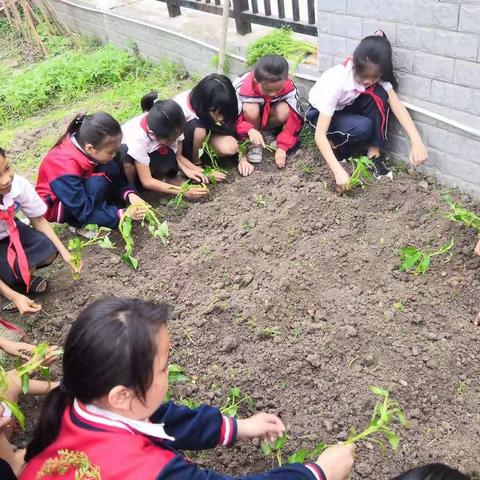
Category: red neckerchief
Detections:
[
  {"x1": 140, "y1": 116, "x2": 169, "y2": 155},
  {"x1": 0, "y1": 205, "x2": 31, "y2": 291}
]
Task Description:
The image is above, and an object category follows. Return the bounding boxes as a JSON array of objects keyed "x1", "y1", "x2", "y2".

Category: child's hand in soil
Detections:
[
  {"x1": 238, "y1": 156, "x2": 255, "y2": 177},
  {"x1": 0, "y1": 338, "x2": 36, "y2": 360},
  {"x1": 9, "y1": 292, "x2": 42, "y2": 316},
  {"x1": 209, "y1": 170, "x2": 227, "y2": 182},
  {"x1": 315, "y1": 443, "x2": 356, "y2": 480},
  {"x1": 236, "y1": 412, "x2": 285, "y2": 442},
  {"x1": 275, "y1": 148, "x2": 287, "y2": 169},
  {"x1": 184, "y1": 166, "x2": 208, "y2": 184},
  {"x1": 185, "y1": 186, "x2": 209, "y2": 200},
  {"x1": 474, "y1": 239, "x2": 480, "y2": 256},
  {"x1": 248, "y1": 129, "x2": 266, "y2": 148},
  {"x1": 334, "y1": 168, "x2": 351, "y2": 193},
  {"x1": 409, "y1": 140, "x2": 428, "y2": 166}
]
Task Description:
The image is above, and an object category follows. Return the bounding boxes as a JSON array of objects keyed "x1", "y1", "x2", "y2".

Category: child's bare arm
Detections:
[
  {"x1": 135, "y1": 162, "x2": 180, "y2": 195},
  {"x1": 0, "y1": 279, "x2": 41, "y2": 315}
]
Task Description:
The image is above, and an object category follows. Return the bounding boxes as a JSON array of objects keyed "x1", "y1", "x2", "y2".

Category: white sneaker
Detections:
[
  {"x1": 68, "y1": 225, "x2": 98, "y2": 239},
  {"x1": 247, "y1": 145, "x2": 263, "y2": 164}
]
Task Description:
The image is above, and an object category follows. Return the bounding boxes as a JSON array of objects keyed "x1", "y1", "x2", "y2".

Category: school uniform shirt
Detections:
[
  {"x1": 121, "y1": 114, "x2": 184, "y2": 166},
  {"x1": 308, "y1": 57, "x2": 393, "y2": 117},
  {"x1": 0, "y1": 174, "x2": 47, "y2": 241},
  {"x1": 20, "y1": 400, "x2": 326, "y2": 480},
  {"x1": 234, "y1": 71, "x2": 303, "y2": 152},
  {"x1": 36, "y1": 136, "x2": 135, "y2": 229},
  {"x1": 173, "y1": 90, "x2": 198, "y2": 123}
]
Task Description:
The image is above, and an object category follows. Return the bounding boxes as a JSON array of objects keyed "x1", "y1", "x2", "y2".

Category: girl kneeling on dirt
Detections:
[
  {"x1": 21, "y1": 297, "x2": 355, "y2": 480},
  {"x1": 118, "y1": 94, "x2": 223, "y2": 200},
  {"x1": 36, "y1": 113, "x2": 146, "y2": 239},
  {"x1": 174, "y1": 74, "x2": 240, "y2": 166},
  {"x1": 0, "y1": 148, "x2": 78, "y2": 311},
  {"x1": 235, "y1": 54, "x2": 303, "y2": 176},
  {"x1": 306, "y1": 31, "x2": 428, "y2": 191}
]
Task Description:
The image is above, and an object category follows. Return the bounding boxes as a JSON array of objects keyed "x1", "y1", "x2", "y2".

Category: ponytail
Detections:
[
  {"x1": 141, "y1": 91, "x2": 159, "y2": 112},
  {"x1": 54, "y1": 112, "x2": 122, "y2": 149},
  {"x1": 25, "y1": 386, "x2": 72, "y2": 461}
]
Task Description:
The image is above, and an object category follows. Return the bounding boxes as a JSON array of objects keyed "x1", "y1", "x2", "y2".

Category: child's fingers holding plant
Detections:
[
  {"x1": 334, "y1": 168, "x2": 351, "y2": 193},
  {"x1": 238, "y1": 157, "x2": 255, "y2": 177},
  {"x1": 67, "y1": 254, "x2": 83, "y2": 274},
  {"x1": 185, "y1": 186, "x2": 209, "y2": 200},
  {"x1": 127, "y1": 193, "x2": 145, "y2": 205},
  {"x1": 10, "y1": 293, "x2": 42, "y2": 316},
  {"x1": 315, "y1": 443, "x2": 356, "y2": 480},
  {"x1": 275, "y1": 148, "x2": 287, "y2": 169},
  {"x1": 0, "y1": 339, "x2": 35, "y2": 360},
  {"x1": 236, "y1": 412, "x2": 285, "y2": 442},
  {"x1": 212, "y1": 170, "x2": 227, "y2": 182},
  {"x1": 248, "y1": 129, "x2": 266, "y2": 148},
  {"x1": 128, "y1": 204, "x2": 147, "y2": 221},
  {"x1": 409, "y1": 141, "x2": 428, "y2": 166}
]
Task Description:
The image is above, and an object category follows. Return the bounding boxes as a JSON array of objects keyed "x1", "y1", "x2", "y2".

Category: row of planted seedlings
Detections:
[{"x1": 167, "y1": 365, "x2": 407, "y2": 466}]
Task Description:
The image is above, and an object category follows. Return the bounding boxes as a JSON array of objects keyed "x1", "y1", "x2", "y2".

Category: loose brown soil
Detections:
[{"x1": 7, "y1": 148, "x2": 480, "y2": 479}]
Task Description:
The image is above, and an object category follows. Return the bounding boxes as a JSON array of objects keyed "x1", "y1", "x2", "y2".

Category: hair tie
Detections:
[
  {"x1": 153, "y1": 97, "x2": 160, "y2": 104},
  {"x1": 75, "y1": 114, "x2": 86, "y2": 127}
]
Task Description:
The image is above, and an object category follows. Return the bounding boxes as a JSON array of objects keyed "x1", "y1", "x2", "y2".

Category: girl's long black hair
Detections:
[
  {"x1": 189, "y1": 74, "x2": 238, "y2": 131},
  {"x1": 55, "y1": 112, "x2": 122, "y2": 148},
  {"x1": 353, "y1": 32, "x2": 398, "y2": 90},
  {"x1": 392, "y1": 463, "x2": 471, "y2": 480},
  {"x1": 25, "y1": 297, "x2": 170, "y2": 462},
  {"x1": 140, "y1": 91, "x2": 186, "y2": 140}
]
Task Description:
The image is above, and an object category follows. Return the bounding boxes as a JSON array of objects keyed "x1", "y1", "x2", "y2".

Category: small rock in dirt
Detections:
[
  {"x1": 323, "y1": 419, "x2": 333, "y2": 432},
  {"x1": 221, "y1": 336, "x2": 238, "y2": 353},
  {"x1": 426, "y1": 332, "x2": 438, "y2": 341},
  {"x1": 399, "y1": 379, "x2": 408, "y2": 387},
  {"x1": 356, "y1": 462, "x2": 373, "y2": 477},
  {"x1": 345, "y1": 325, "x2": 358, "y2": 337},
  {"x1": 337, "y1": 430, "x2": 348, "y2": 441},
  {"x1": 288, "y1": 175, "x2": 302, "y2": 188},
  {"x1": 411, "y1": 346, "x2": 420, "y2": 356},
  {"x1": 242, "y1": 274, "x2": 254, "y2": 287},
  {"x1": 262, "y1": 244, "x2": 273, "y2": 254},
  {"x1": 410, "y1": 408, "x2": 421, "y2": 419},
  {"x1": 362, "y1": 354, "x2": 375, "y2": 367},
  {"x1": 418, "y1": 180, "x2": 429, "y2": 191},
  {"x1": 314, "y1": 310, "x2": 327, "y2": 322},
  {"x1": 306, "y1": 354, "x2": 322, "y2": 368}
]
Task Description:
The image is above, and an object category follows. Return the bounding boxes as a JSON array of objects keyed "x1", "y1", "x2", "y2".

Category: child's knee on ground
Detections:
[
  {"x1": 211, "y1": 135, "x2": 238, "y2": 157},
  {"x1": 243, "y1": 103, "x2": 261, "y2": 127},
  {"x1": 268, "y1": 101, "x2": 290, "y2": 127}
]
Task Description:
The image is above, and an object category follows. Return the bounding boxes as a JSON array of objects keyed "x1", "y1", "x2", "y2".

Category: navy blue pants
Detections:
[{"x1": 306, "y1": 84, "x2": 389, "y2": 159}]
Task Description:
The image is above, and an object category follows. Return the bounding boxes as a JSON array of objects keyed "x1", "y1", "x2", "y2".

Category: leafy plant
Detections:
[
  {"x1": 252, "y1": 194, "x2": 267, "y2": 208},
  {"x1": 37, "y1": 449, "x2": 101, "y2": 479},
  {"x1": 203, "y1": 166, "x2": 227, "y2": 185},
  {"x1": 246, "y1": 27, "x2": 317, "y2": 69},
  {"x1": 199, "y1": 132, "x2": 221, "y2": 170},
  {"x1": 178, "y1": 397, "x2": 202, "y2": 409},
  {"x1": 261, "y1": 326, "x2": 282, "y2": 338},
  {"x1": 282, "y1": 387, "x2": 407, "y2": 466},
  {"x1": 0, "y1": 367, "x2": 25, "y2": 429},
  {"x1": 348, "y1": 156, "x2": 375, "y2": 190},
  {"x1": 168, "y1": 181, "x2": 209, "y2": 209},
  {"x1": 393, "y1": 302, "x2": 405, "y2": 312},
  {"x1": 67, "y1": 226, "x2": 115, "y2": 279},
  {"x1": 119, "y1": 202, "x2": 170, "y2": 270},
  {"x1": 261, "y1": 434, "x2": 288, "y2": 466},
  {"x1": 440, "y1": 194, "x2": 480, "y2": 233},
  {"x1": 16, "y1": 342, "x2": 63, "y2": 394},
  {"x1": 398, "y1": 238, "x2": 455, "y2": 275},
  {"x1": 220, "y1": 386, "x2": 251, "y2": 417},
  {"x1": 165, "y1": 364, "x2": 189, "y2": 401}
]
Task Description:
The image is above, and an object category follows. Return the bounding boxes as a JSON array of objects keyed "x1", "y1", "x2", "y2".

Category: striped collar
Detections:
[{"x1": 73, "y1": 399, "x2": 175, "y2": 441}]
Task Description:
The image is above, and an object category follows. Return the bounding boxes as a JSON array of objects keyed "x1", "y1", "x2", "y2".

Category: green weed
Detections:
[
  {"x1": 252, "y1": 194, "x2": 267, "y2": 208},
  {"x1": 261, "y1": 326, "x2": 282, "y2": 338},
  {"x1": 165, "y1": 364, "x2": 189, "y2": 401},
  {"x1": 398, "y1": 238, "x2": 455, "y2": 275},
  {"x1": 348, "y1": 156, "x2": 375, "y2": 190},
  {"x1": 298, "y1": 163, "x2": 314, "y2": 176},
  {"x1": 440, "y1": 194, "x2": 480, "y2": 234},
  {"x1": 220, "y1": 387, "x2": 251, "y2": 417},
  {"x1": 299, "y1": 124, "x2": 316, "y2": 150},
  {"x1": 246, "y1": 27, "x2": 316, "y2": 69},
  {"x1": 393, "y1": 302, "x2": 405, "y2": 312}
]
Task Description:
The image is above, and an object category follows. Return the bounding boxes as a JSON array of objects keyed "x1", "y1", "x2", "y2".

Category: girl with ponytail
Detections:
[
  {"x1": 36, "y1": 112, "x2": 146, "y2": 239},
  {"x1": 21, "y1": 297, "x2": 356, "y2": 480}
]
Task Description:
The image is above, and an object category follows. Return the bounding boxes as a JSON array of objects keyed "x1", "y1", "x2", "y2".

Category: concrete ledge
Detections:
[{"x1": 50, "y1": 0, "x2": 480, "y2": 197}]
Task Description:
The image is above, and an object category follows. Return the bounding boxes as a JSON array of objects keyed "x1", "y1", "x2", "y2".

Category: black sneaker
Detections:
[{"x1": 370, "y1": 154, "x2": 393, "y2": 180}]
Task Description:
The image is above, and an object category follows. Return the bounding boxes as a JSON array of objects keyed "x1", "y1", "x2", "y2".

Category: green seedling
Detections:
[
  {"x1": 298, "y1": 164, "x2": 314, "y2": 176},
  {"x1": 67, "y1": 225, "x2": 115, "y2": 279},
  {"x1": 37, "y1": 449, "x2": 101, "y2": 479},
  {"x1": 252, "y1": 194, "x2": 267, "y2": 208},
  {"x1": 220, "y1": 386, "x2": 250, "y2": 417},
  {"x1": 285, "y1": 387, "x2": 406, "y2": 465},
  {"x1": 348, "y1": 156, "x2": 375, "y2": 190},
  {"x1": 168, "y1": 181, "x2": 209, "y2": 209},
  {"x1": 261, "y1": 326, "x2": 282, "y2": 338},
  {"x1": 393, "y1": 302, "x2": 405, "y2": 312},
  {"x1": 165, "y1": 364, "x2": 189, "y2": 401},
  {"x1": 119, "y1": 202, "x2": 170, "y2": 269},
  {"x1": 178, "y1": 397, "x2": 202, "y2": 409},
  {"x1": 203, "y1": 166, "x2": 227, "y2": 185},
  {"x1": 199, "y1": 132, "x2": 221, "y2": 170},
  {"x1": 238, "y1": 139, "x2": 277, "y2": 157},
  {"x1": 398, "y1": 238, "x2": 455, "y2": 275},
  {"x1": 0, "y1": 367, "x2": 25, "y2": 429},
  {"x1": 440, "y1": 194, "x2": 480, "y2": 233},
  {"x1": 16, "y1": 343, "x2": 63, "y2": 394},
  {"x1": 261, "y1": 434, "x2": 288, "y2": 466}
]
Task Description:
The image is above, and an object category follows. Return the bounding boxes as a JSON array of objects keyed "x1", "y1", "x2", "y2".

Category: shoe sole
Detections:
[{"x1": 374, "y1": 172, "x2": 394, "y2": 180}]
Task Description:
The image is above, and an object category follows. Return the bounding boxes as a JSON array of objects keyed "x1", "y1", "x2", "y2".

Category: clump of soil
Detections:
[{"x1": 8, "y1": 148, "x2": 480, "y2": 478}]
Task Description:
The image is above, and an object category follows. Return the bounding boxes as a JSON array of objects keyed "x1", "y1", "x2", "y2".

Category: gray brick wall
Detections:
[{"x1": 317, "y1": 0, "x2": 480, "y2": 197}]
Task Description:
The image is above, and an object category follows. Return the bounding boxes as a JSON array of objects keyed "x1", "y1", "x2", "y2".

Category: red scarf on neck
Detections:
[{"x1": 0, "y1": 205, "x2": 31, "y2": 291}]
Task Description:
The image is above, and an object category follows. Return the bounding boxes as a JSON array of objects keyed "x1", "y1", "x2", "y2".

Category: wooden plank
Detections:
[
  {"x1": 232, "y1": 0, "x2": 252, "y2": 35},
  {"x1": 277, "y1": 0, "x2": 285, "y2": 19},
  {"x1": 241, "y1": 12, "x2": 317, "y2": 35},
  {"x1": 292, "y1": 0, "x2": 299, "y2": 21},
  {"x1": 307, "y1": 0, "x2": 315, "y2": 25},
  {"x1": 264, "y1": 0, "x2": 271, "y2": 16},
  {"x1": 165, "y1": 0, "x2": 181, "y2": 17},
  {"x1": 251, "y1": 0, "x2": 259, "y2": 14}
]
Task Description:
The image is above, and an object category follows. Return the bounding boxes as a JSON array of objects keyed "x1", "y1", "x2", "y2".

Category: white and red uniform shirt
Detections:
[
  {"x1": 121, "y1": 114, "x2": 184, "y2": 166},
  {"x1": 0, "y1": 175, "x2": 46, "y2": 241},
  {"x1": 234, "y1": 71, "x2": 303, "y2": 152},
  {"x1": 309, "y1": 58, "x2": 393, "y2": 117},
  {"x1": 173, "y1": 90, "x2": 198, "y2": 123}
]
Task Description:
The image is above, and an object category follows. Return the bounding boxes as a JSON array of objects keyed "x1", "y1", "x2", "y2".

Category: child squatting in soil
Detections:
[
  {"x1": 118, "y1": 94, "x2": 224, "y2": 199},
  {"x1": 306, "y1": 31, "x2": 428, "y2": 191},
  {"x1": 235, "y1": 54, "x2": 303, "y2": 176},
  {"x1": 36, "y1": 112, "x2": 147, "y2": 239},
  {"x1": 0, "y1": 148, "x2": 78, "y2": 311},
  {"x1": 173, "y1": 73, "x2": 240, "y2": 165},
  {"x1": 20, "y1": 297, "x2": 356, "y2": 480}
]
